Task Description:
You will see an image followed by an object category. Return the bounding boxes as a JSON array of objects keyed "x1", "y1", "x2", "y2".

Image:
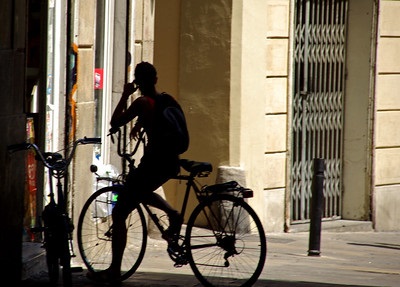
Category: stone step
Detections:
[{"x1": 289, "y1": 220, "x2": 374, "y2": 233}]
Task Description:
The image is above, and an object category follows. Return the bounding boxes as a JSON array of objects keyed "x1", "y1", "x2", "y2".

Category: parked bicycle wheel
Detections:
[
  {"x1": 61, "y1": 222, "x2": 72, "y2": 287},
  {"x1": 186, "y1": 194, "x2": 266, "y2": 287},
  {"x1": 43, "y1": 226, "x2": 72, "y2": 286},
  {"x1": 45, "y1": 237, "x2": 59, "y2": 285},
  {"x1": 77, "y1": 186, "x2": 147, "y2": 281},
  {"x1": 42, "y1": 203, "x2": 61, "y2": 286}
]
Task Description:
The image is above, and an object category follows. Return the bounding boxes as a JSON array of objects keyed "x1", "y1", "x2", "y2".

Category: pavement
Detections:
[{"x1": 20, "y1": 221, "x2": 400, "y2": 287}]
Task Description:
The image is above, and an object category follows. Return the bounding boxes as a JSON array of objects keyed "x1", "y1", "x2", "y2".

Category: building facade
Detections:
[
  {"x1": 151, "y1": 0, "x2": 400, "y2": 233},
  {"x1": 2, "y1": 0, "x2": 400, "y2": 282}
]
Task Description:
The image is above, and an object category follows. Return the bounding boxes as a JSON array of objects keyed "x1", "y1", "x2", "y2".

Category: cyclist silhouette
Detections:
[{"x1": 87, "y1": 62, "x2": 183, "y2": 283}]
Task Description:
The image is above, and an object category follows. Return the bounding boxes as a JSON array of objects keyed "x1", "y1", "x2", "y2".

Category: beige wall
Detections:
[
  {"x1": 373, "y1": 0, "x2": 400, "y2": 231},
  {"x1": 153, "y1": 0, "x2": 288, "y2": 232},
  {"x1": 70, "y1": 0, "x2": 400, "y2": 235},
  {"x1": 155, "y1": 0, "x2": 231, "y2": 217},
  {"x1": 179, "y1": 0, "x2": 233, "y2": 218},
  {"x1": 72, "y1": 0, "x2": 96, "y2": 235},
  {"x1": 342, "y1": 0, "x2": 376, "y2": 220},
  {"x1": 154, "y1": 0, "x2": 288, "y2": 231},
  {"x1": 262, "y1": 0, "x2": 291, "y2": 232},
  {"x1": 156, "y1": 0, "x2": 290, "y2": 232},
  {"x1": 154, "y1": 0, "x2": 182, "y2": 209},
  {"x1": 154, "y1": 0, "x2": 180, "y2": 98},
  {"x1": 67, "y1": 0, "x2": 400, "y2": 235}
]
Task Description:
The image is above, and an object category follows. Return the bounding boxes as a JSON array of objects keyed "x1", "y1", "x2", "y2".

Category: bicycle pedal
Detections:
[
  {"x1": 173, "y1": 256, "x2": 188, "y2": 267},
  {"x1": 167, "y1": 246, "x2": 178, "y2": 254},
  {"x1": 71, "y1": 266, "x2": 83, "y2": 273},
  {"x1": 167, "y1": 241, "x2": 181, "y2": 253}
]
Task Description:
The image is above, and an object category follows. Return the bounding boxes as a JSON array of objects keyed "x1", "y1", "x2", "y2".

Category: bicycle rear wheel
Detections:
[
  {"x1": 77, "y1": 185, "x2": 147, "y2": 281},
  {"x1": 42, "y1": 204, "x2": 61, "y2": 286},
  {"x1": 45, "y1": 239, "x2": 59, "y2": 286},
  {"x1": 43, "y1": 219, "x2": 71, "y2": 286},
  {"x1": 61, "y1": 238, "x2": 72, "y2": 287},
  {"x1": 186, "y1": 194, "x2": 266, "y2": 287}
]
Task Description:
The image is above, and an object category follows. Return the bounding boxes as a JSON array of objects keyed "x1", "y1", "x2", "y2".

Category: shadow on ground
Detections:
[{"x1": 19, "y1": 271, "x2": 380, "y2": 287}]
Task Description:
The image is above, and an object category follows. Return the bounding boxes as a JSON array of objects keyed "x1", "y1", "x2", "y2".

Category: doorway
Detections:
[{"x1": 290, "y1": 0, "x2": 348, "y2": 222}]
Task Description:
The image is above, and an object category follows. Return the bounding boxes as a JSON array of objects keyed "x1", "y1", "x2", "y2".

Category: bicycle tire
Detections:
[
  {"x1": 186, "y1": 194, "x2": 267, "y2": 287},
  {"x1": 77, "y1": 185, "x2": 147, "y2": 281},
  {"x1": 45, "y1": 239, "x2": 59, "y2": 286},
  {"x1": 42, "y1": 205, "x2": 60, "y2": 286},
  {"x1": 61, "y1": 224, "x2": 72, "y2": 287}
]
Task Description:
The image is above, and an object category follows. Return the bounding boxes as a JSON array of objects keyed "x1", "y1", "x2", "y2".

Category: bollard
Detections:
[{"x1": 308, "y1": 158, "x2": 325, "y2": 256}]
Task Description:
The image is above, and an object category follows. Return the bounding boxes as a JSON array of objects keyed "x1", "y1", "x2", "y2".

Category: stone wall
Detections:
[
  {"x1": 374, "y1": 0, "x2": 400, "y2": 231},
  {"x1": 263, "y1": 0, "x2": 290, "y2": 232}
]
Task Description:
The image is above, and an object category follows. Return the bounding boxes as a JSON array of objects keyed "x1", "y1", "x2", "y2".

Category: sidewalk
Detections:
[{"x1": 21, "y1": 223, "x2": 400, "y2": 286}]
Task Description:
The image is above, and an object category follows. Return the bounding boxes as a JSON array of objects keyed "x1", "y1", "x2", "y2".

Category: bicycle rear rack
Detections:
[{"x1": 202, "y1": 181, "x2": 254, "y2": 199}]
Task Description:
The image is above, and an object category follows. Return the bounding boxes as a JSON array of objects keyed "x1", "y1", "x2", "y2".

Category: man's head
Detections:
[{"x1": 134, "y1": 62, "x2": 157, "y2": 95}]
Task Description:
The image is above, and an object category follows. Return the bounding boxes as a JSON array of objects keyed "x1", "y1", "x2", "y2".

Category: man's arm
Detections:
[{"x1": 110, "y1": 83, "x2": 138, "y2": 129}]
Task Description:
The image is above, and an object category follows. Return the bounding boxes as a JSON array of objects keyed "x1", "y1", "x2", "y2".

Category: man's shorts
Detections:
[{"x1": 113, "y1": 153, "x2": 179, "y2": 217}]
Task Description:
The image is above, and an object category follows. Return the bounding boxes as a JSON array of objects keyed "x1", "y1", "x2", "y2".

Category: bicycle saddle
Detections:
[{"x1": 180, "y1": 159, "x2": 212, "y2": 176}]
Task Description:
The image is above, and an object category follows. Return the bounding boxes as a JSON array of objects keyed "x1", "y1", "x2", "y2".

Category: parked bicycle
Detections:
[
  {"x1": 77, "y1": 129, "x2": 266, "y2": 287},
  {"x1": 8, "y1": 137, "x2": 101, "y2": 286}
]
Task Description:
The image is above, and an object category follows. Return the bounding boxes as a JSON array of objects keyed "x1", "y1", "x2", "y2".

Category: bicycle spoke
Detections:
[
  {"x1": 186, "y1": 194, "x2": 266, "y2": 287},
  {"x1": 78, "y1": 186, "x2": 147, "y2": 281}
]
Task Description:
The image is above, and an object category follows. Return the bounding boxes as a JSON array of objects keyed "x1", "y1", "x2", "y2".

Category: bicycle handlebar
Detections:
[
  {"x1": 108, "y1": 127, "x2": 144, "y2": 166},
  {"x1": 7, "y1": 142, "x2": 31, "y2": 153},
  {"x1": 80, "y1": 137, "x2": 102, "y2": 145},
  {"x1": 7, "y1": 136, "x2": 101, "y2": 171}
]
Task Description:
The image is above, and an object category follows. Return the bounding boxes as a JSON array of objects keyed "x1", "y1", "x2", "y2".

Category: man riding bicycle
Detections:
[{"x1": 87, "y1": 62, "x2": 185, "y2": 283}]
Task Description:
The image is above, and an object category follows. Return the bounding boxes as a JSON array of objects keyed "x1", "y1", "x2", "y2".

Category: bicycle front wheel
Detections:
[
  {"x1": 186, "y1": 194, "x2": 266, "y2": 287},
  {"x1": 77, "y1": 186, "x2": 147, "y2": 281}
]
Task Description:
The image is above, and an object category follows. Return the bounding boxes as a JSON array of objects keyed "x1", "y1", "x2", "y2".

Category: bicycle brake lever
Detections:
[
  {"x1": 108, "y1": 127, "x2": 119, "y2": 144},
  {"x1": 7, "y1": 143, "x2": 31, "y2": 153}
]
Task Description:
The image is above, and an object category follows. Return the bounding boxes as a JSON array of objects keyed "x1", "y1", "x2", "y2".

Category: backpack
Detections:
[{"x1": 154, "y1": 93, "x2": 189, "y2": 154}]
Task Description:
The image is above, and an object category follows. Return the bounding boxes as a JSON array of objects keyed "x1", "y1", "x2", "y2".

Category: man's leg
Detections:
[
  {"x1": 86, "y1": 205, "x2": 127, "y2": 282},
  {"x1": 109, "y1": 207, "x2": 128, "y2": 274},
  {"x1": 142, "y1": 192, "x2": 176, "y2": 215},
  {"x1": 143, "y1": 193, "x2": 182, "y2": 238}
]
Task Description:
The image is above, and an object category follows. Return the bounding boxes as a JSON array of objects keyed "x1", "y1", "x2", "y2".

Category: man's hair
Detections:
[{"x1": 134, "y1": 62, "x2": 157, "y2": 84}]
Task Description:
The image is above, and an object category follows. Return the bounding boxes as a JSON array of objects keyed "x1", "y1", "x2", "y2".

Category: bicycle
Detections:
[
  {"x1": 77, "y1": 129, "x2": 266, "y2": 287},
  {"x1": 8, "y1": 137, "x2": 101, "y2": 286}
]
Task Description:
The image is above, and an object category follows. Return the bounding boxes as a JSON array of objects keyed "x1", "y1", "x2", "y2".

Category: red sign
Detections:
[
  {"x1": 25, "y1": 118, "x2": 37, "y2": 241},
  {"x1": 95, "y1": 68, "x2": 104, "y2": 89}
]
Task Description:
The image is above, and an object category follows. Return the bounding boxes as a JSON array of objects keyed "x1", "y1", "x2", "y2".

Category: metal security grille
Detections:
[{"x1": 291, "y1": 0, "x2": 348, "y2": 222}]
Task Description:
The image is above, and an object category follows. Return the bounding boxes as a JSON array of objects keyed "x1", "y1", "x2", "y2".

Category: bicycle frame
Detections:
[
  {"x1": 9, "y1": 137, "x2": 101, "y2": 222},
  {"x1": 109, "y1": 128, "x2": 201, "y2": 225},
  {"x1": 8, "y1": 137, "x2": 101, "y2": 286},
  {"x1": 107, "y1": 128, "x2": 253, "y2": 225},
  {"x1": 139, "y1": 173, "x2": 201, "y2": 235},
  {"x1": 80, "y1": 129, "x2": 266, "y2": 286},
  {"x1": 173, "y1": 173, "x2": 204, "y2": 222}
]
